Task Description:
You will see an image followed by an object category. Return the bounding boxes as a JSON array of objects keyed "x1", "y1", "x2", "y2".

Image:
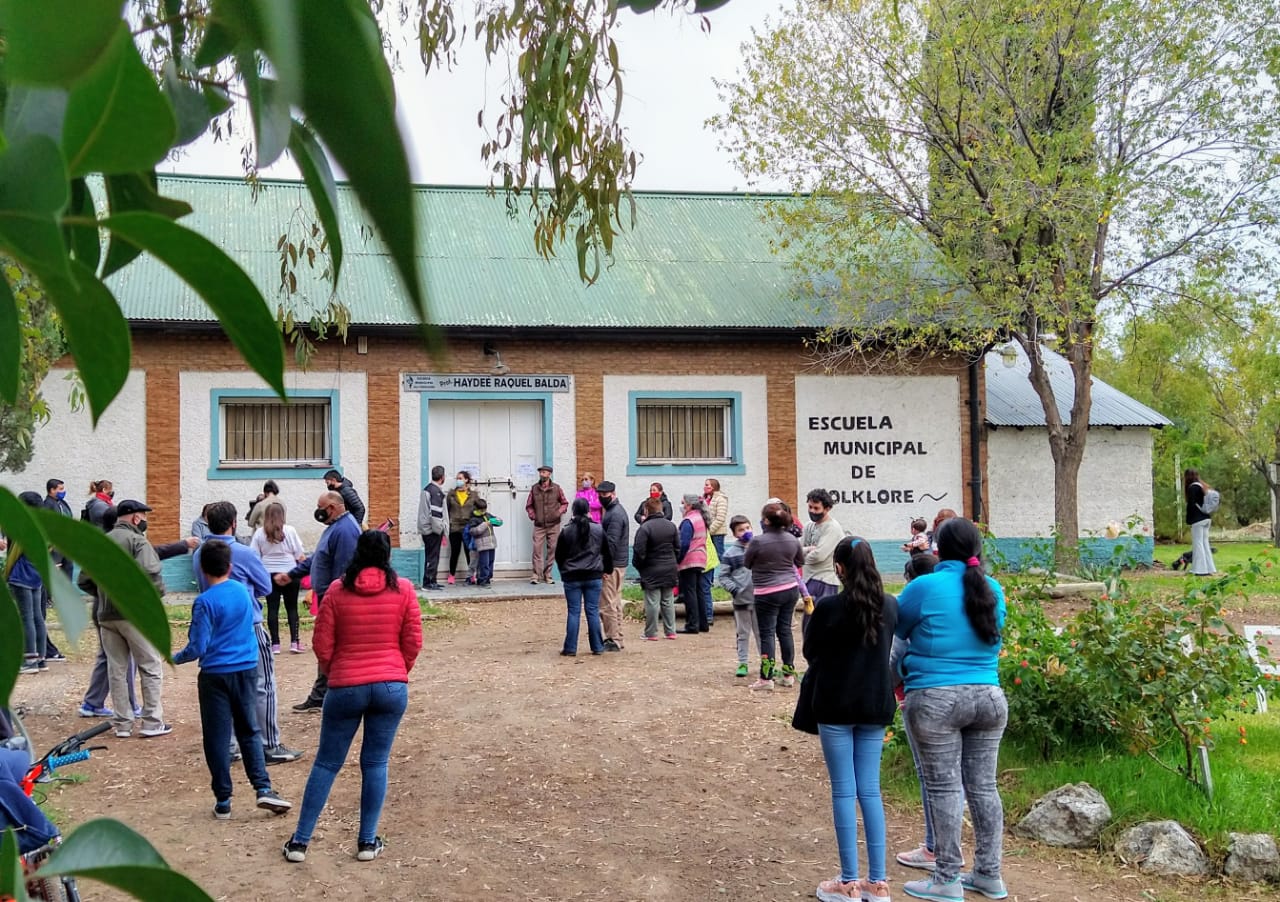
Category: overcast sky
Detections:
[{"x1": 161, "y1": 2, "x2": 787, "y2": 191}]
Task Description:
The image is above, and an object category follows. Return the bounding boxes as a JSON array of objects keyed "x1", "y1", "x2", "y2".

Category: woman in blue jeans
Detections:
[
  {"x1": 555, "y1": 498, "x2": 613, "y2": 656},
  {"x1": 896, "y1": 518, "x2": 1008, "y2": 902},
  {"x1": 803, "y1": 537, "x2": 897, "y2": 901},
  {"x1": 284, "y1": 531, "x2": 423, "y2": 864}
]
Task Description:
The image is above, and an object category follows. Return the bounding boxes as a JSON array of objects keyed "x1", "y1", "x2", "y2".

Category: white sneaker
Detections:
[{"x1": 748, "y1": 678, "x2": 775, "y2": 692}]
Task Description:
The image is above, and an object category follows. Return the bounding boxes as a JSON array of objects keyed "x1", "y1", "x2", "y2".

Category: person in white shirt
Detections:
[{"x1": 250, "y1": 502, "x2": 307, "y2": 654}]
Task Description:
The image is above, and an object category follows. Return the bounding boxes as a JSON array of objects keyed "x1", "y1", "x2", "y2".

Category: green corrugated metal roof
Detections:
[{"x1": 108, "y1": 175, "x2": 831, "y2": 330}]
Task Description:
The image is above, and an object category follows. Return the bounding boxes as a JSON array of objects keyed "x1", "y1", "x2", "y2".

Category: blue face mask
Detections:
[
  {"x1": 55, "y1": 491, "x2": 66, "y2": 500},
  {"x1": 739, "y1": 530, "x2": 753, "y2": 543}
]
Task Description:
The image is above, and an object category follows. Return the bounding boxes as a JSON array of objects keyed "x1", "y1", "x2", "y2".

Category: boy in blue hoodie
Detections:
[{"x1": 175, "y1": 539, "x2": 292, "y2": 820}]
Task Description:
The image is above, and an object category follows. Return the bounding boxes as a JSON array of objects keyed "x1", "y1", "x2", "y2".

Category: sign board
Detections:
[
  {"x1": 794, "y1": 375, "x2": 964, "y2": 539},
  {"x1": 402, "y1": 373, "x2": 572, "y2": 393}
]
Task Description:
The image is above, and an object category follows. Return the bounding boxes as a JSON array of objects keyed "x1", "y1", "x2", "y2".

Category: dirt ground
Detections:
[{"x1": 11, "y1": 597, "x2": 1270, "y2": 902}]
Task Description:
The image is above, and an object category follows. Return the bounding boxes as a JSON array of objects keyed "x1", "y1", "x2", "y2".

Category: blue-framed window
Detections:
[
  {"x1": 627, "y1": 391, "x2": 745, "y2": 476},
  {"x1": 208, "y1": 389, "x2": 341, "y2": 480}
]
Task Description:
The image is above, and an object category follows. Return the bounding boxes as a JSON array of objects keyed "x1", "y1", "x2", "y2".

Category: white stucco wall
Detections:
[
  {"x1": 0, "y1": 368, "x2": 147, "y2": 503},
  {"x1": 602, "y1": 374, "x2": 770, "y2": 524},
  {"x1": 179, "y1": 371, "x2": 368, "y2": 548},
  {"x1": 986, "y1": 427, "x2": 1155, "y2": 537},
  {"x1": 397, "y1": 381, "x2": 577, "y2": 548},
  {"x1": 795, "y1": 375, "x2": 964, "y2": 540}
]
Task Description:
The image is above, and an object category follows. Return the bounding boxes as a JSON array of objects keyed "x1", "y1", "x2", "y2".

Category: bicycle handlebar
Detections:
[
  {"x1": 46, "y1": 750, "x2": 91, "y2": 771},
  {"x1": 45, "y1": 721, "x2": 112, "y2": 760}
]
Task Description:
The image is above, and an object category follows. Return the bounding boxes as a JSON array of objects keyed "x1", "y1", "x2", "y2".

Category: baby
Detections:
[{"x1": 901, "y1": 517, "x2": 929, "y2": 555}]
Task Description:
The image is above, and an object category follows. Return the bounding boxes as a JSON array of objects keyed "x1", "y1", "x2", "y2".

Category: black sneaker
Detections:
[
  {"x1": 256, "y1": 790, "x2": 293, "y2": 815},
  {"x1": 45, "y1": 652, "x2": 67, "y2": 663},
  {"x1": 265, "y1": 745, "x2": 305, "y2": 765},
  {"x1": 213, "y1": 800, "x2": 232, "y2": 820},
  {"x1": 282, "y1": 839, "x2": 307, "y2": 863},
  {"x1": 356, "y1": 836, "x2": 385, "y2": 861},
  {"x1": 603, "y1": 640, "x2": 621, "y2": 652},
  {"x1": 292, "y1": 698, "x2": 323, "y2": 712}
]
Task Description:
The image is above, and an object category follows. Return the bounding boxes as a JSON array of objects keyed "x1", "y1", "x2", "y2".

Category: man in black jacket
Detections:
[
  {"x1": 416, "y1": 465, "x2": 447, "y2": 590},
  {"x1": 38, "y1": 478, "x2": 71, "y2": 662},
  {"x1": 323, "y1": 469, "x2": 366, "y2": 527},
  {"x1": 597, "y1": 482, "x2": 630, "y2": 652}
]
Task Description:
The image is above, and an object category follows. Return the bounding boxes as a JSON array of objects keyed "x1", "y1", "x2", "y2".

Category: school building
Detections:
[{"x1": 2, "y1": 176, "x2": 1166, "y2": 584}]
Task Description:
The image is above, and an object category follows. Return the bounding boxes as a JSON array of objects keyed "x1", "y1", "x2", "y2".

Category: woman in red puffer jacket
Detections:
[{"x1": 283, "y1": 530, "x2": 423, "y2": 865}]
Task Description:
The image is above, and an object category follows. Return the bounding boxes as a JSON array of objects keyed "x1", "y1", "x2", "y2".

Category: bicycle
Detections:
[{"x1": 2, "y1": 712, "x2": 111, "y2": 902}]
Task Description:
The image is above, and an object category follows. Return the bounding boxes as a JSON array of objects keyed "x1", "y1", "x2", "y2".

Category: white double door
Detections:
[{"x1": 427, "y1": 399, "x2": 542, "y2": 573}]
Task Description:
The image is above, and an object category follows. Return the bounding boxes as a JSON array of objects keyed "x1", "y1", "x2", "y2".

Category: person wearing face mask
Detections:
[
  {"x1": 718, "y1": 515, "x2": 760, "y2": 678},
  {"x1": 631, "y1": 497, "x2": 680, "y2": 639},
  {"x1": 575, "y1": 472, "x2": 603, "y2": 524},
  {"x1": 82, "y1": 479, "x2": 115, "y2": 527},
  {"x1": 596, "y1": 481, "x2": 630, "y2": 651},
  {"x1": 444, "y1": 471, "x2": 477, "y2": 586},
  {"x1": 526, "y1": 465, "x2": 568, "y2": 584},
  {"x1": 39, "y1": 478, "x2": 71, "y2": 662},
  {"x1": 281, "y1": 492, "x2": 361, "y2": 711},
  {"x1": 323, "y1": 469, "x2": 366, "y2": 528},
  {"x1": 700, "y1": 479, "x2": 729, "y2": 628},
  {"x1": 801, "y1": 489, "x2": 845, "y2": 634},
  {"x1": 93, "y1": 499, "x2": 170, "y2": 738},
  {"x1": 633, "y1": 482, "x2": 673, "y2": 524}
]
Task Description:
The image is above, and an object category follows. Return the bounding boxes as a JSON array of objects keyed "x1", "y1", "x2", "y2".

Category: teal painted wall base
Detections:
[{"x1": 156, "y1": 536, "x2": 1156, "y2": 592}]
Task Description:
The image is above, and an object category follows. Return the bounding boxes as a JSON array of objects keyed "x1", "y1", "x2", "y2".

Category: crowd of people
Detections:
[{"x1": 5, "y1": 466, "x2": 1013, "y2": 895}]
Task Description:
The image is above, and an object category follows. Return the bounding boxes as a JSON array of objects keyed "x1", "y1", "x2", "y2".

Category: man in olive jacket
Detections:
[
  {"x1": 525, "y1": 465, "x2": 568, "y2": 584},
  {"x1": 95, "y1": 500, "x2": 170, "y2": 738}
]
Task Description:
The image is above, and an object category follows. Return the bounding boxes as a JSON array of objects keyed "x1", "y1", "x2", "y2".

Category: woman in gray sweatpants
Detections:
[{"x1": 895, "y1": 518, "x2": 1009, "y2": 902}]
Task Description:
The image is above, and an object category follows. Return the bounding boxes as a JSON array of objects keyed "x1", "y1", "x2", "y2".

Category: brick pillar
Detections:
[
  {"x1": 766, "y1": 372, "x2": 798, "y2": 508},
  {"x1": 575, "y1": 372, "x2": 604, "y2": 480},
  {"x1": 367, "y1": 371, "x2": 401, "y2": 545},
  {"x1": 145, "y1": 367, "x2": 181, "y2": 542}
]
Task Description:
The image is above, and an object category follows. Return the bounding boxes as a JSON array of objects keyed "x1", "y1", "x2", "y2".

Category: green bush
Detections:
[{"x1": 999, "y1": 560, "x2": 1270, "y2": 788}]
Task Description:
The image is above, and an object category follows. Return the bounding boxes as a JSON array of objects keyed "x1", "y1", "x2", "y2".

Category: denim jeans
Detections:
[
  {"x1": 700, "y1": 534, "x2": 724, "y2": 625},
  {"x1": 292, "y1": 681, "x2": 409, "y2": 846},
  {"x1": 197, "y1": 667, "x2": 271, "y2": 803},
  {"x1": 901, "y1": 706, "x2": 936, "y2": 852},
  {"x1": 11, "y1": 582, "x2": 45, "y2": 662},
  {"x1": 903, "y1": 684, "x2": 1008, "y2": 884},
  {"x1": 754, "y1": 587, "x2": 799, "y2": 676},
  {"x1": 475, "y1": 548, "x2": 495, "y2": 584},
  {"x1": 818, "y1": 723, "x2": 888, "y2": 883},
  {"x1": 562, "y1": 578, "x2": 604, "y2": 654}
]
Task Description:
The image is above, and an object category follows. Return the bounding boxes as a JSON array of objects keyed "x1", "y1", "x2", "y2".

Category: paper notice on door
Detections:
[
  {"x1": 459, "y1": 463, "x2": 481, "y2": 481},
  {"x1": 515, "y1": 461, "x2": 538, "y2": 483}
]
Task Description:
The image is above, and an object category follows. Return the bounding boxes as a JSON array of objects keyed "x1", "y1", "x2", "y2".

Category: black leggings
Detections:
[
  {"x1": 448, "y1": 531, "x2": 471, "y2": 576},
  {"x1": 679, "y1": 567, "x2": 706, "y2": 631},
  {"x1": 265, "y1": 575, "x2": 301, "y2": 645},
  {"x1": 754, "y1": 586, "x2": 799, "y2": 677}
]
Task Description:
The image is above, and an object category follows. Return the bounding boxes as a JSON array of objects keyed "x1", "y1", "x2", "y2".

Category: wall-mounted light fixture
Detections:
[
  {"x1": 483, "y1": 342, "x2": 510, "y2": 375},
  {"x1": 356, "y1": 335, "x2": 368, "y2": 355},
  {"x1": 999, "y1": 343, "x2": 1020, "y2": 368}
]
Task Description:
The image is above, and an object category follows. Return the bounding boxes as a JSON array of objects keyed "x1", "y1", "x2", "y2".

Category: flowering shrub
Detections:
[{"x1": 998, "y1": 559, "x2": 1269, "y2": 788}]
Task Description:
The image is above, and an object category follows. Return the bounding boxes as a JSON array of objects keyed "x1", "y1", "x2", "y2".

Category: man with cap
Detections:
[
  {"x1": 94, "y1": 499, "x2": 171, "y2": 738},
  {"x1": 596, "y1": 481, "x2": 630, "y2": 651},
  {"x1": 525, "y1": 465, "x2": 568, "y2": 584},
  {"x1": 39, "y1": 478, "x2": 72, "y2": 662}
]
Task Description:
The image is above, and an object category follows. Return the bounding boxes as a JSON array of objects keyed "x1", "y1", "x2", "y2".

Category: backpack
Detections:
[{"x1": 1198, "y1": 484, "x2": 1221, "y2": 515}]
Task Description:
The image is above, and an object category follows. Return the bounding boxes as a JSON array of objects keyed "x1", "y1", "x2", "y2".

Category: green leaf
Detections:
[
  {"x1": 194, "y1": 17, "x2": 239, "y2": 69},
  {"x1": 288, "y1": 120, "x2": 344, "y2": 282},
  {"x1": 0, "y1": 133, "x2": 72, "y2": 282},
  {"x1": 239, "y1": 56, "x2": 291, "y2": 167},
  {"x1": 3, "y1": 85, "x2": 68, "y2": 144},
  {"x1": 0, "y1": 0, "x2": 124, "y2": 86},
  {"x1": 0, "y1": 272, "x2": 19, "y2": 404},
  {"x1": 162, "y1": 61, "x2": 215, "y2": 147},
  {"x1": 0, "y1": 487, "x2": 61, "y2": 595},
  {"x1": 218, "y1": 0, "x2": 302, "y2": 107},
  {"x1": 103, "y1": 212, "x2": 285, "y2": 396},
  {"x1": 0, "y1": 586, "x2": 23, "y2": 717},
  {"x1": 46, "y1": 563, "x2": 90, "y2": 646},
  {"x1": 0, "y1": 827, "x2": 31, "y2": 902},
  {"x1": 40, "y1": 819, "x2": 214, "y2": 901},
  {"x1": 101, "y1": 173, "x2": 193, "y2": 278},
  {"x1": 41, "y1": 260, "x2": 132, "y2": 425},
  {"x1": 36, "y1": 515, "x2": 171, "y2": 661},
  {"x1": 61, "y1": 23, "x2": 177, "y2": 176},
  {"x1": 297, "y1": 0, "x2": 427, "y2": 331},
  {"x1": 66, "y1": 178, "x2": 102, "y2": 272}
]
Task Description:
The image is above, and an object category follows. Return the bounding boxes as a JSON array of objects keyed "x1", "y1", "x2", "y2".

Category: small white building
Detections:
[{"x1": 984, "y1": 344, "x2": 1170, "y2": 557}]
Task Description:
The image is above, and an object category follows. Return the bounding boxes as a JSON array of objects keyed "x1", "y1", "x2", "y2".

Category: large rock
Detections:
[
  {"x1": 1114, "y1": 821, "x2": 1209, "y2": 876},
  {"x1": 1224, "y1": 833, "x2": 1280, "y2": 882},
  {"x1": 1013, "y1": 782, "x2": 1112, "y2": 848}
]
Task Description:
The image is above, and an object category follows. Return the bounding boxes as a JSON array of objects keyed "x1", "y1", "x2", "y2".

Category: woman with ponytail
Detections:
[
  {"x1": 896, "y1": 518, "x2": 1008, "y2": 902},
  {"x1": 803, "y1": 537, "x2": 896, "y2": 901}
]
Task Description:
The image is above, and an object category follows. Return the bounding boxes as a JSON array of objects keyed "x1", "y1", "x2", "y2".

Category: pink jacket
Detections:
[
  {"x1": 575, "y1": 486, "x2": 602, "y2": 523},
  {"x1": 315, "y1": 569, "x2": 423, "y2": 688}
]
